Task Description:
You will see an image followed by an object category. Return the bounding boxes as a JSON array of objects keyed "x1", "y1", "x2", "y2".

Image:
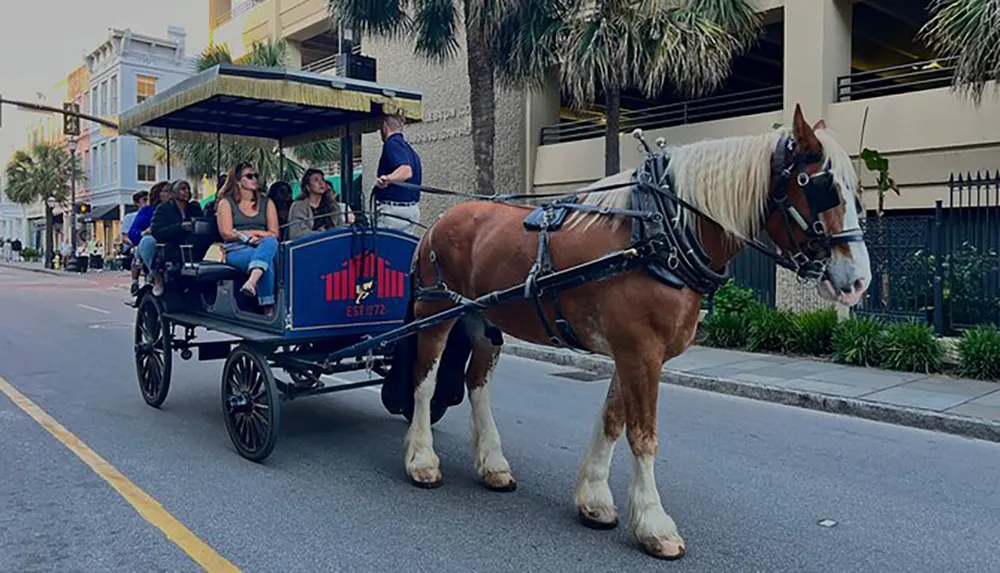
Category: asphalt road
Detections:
[{"x1": 2, "y1": 265, "x2": 1000, "y2": 572}]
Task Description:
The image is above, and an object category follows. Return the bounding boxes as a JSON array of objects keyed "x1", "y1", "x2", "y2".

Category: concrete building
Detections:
[
  {"x1": 208, "y1": 0, "x2": 1000, "y2": 311},
  {"x1": 81, "y1": 26, "x2": 195, "y2": 252},
  {"x1": 0, "y1": 171, "x2": 26, "y2": 245}
]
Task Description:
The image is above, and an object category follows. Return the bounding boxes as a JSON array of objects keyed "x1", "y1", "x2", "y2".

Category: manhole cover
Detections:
[{"x1": 551, "y1": 370, "x2": 609, "y2": 382}]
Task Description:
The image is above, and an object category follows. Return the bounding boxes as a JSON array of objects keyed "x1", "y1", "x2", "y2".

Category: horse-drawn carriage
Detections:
[
  {"x1": 120, "y1": 64, "x2": 469, "y2": 462},
  {"x1": 122, "y1": 62, "x2": 873, "y2": 562}
]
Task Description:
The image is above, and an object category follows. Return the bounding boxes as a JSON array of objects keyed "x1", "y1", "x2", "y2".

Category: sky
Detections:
[{"x1": 0, "y1": 0, "x2": 208, "y2": 165}]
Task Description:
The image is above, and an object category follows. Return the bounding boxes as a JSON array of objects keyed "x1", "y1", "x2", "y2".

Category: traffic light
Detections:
[
  {"x1": 75, "y1": 203, "x2": 91, "y2": 215},
  {"x1": 63, "y1": 102, "x2": 80, "y2": 137}
]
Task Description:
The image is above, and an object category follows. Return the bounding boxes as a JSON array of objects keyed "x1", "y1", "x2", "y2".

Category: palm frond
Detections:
[
  {"x1": 245, "y1": 37, "x2": 289, "y2": 67},
  {"x1": 328, "y1": 0, "x2": 412, "y2": 39},
  {"x1": 919, "y1": 0, "x2": 1000, "y2": 105},
  {"x1": 2, "y1": 141, "x2": 84, "y2": 206},
  {"x1": 492, "y1": 0, "x2": 576, "y2": 90},
  {"x1": 412, "y1": 0, "x2": 461, "y2": 62},
  {"x1": 197, "y1": 43, "x2": 234, "y2": 71}
]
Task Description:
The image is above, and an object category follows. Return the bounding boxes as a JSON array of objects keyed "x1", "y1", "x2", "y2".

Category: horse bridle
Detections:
[{"x1": 765, "y1": 136, "x2": 866, "y2": 282}]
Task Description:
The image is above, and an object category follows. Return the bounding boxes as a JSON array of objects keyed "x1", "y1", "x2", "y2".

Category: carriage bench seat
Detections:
[{"x1": 181, "y1": 261, "x2": 241, "y2": 283}]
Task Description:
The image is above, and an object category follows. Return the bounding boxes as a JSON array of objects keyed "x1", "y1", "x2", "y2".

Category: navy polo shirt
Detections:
[{"x1": 375, "y1": 132, "x2": 422, "y2": 204}]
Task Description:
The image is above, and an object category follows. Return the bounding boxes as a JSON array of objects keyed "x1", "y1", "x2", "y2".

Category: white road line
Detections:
[{"x1": 77, "y1": 304, "x2": 111, "y2": 315}]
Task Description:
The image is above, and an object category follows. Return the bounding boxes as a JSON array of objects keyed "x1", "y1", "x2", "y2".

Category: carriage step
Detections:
[{"x1": 163, "y1": 312, "x2": 284, "y2": 342}]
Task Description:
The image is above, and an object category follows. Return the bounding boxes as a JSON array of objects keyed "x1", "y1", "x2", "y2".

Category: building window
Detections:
[
  {"x1": 137, "y1": 142, "x2": 156, "y2": 182},
  {"x1": 110, "y1": 140, "x2": 118, "y2": 184},
  {"x1": 136, "y1": 75, "x2": 157, "y2": 104},
  {"x1": 100, "y1": 142, "x2": 108, "y2": 185},
  {"x1": 91, "y1": 89, "x2": 97, "y2": 123},
  {"x1": 110, "y1": 75, "x2": 118, "y2": 115}
]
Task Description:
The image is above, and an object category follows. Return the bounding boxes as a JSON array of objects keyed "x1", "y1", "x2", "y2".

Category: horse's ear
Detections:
[
  {"x1": 792, "y1": 104, "x2": 819, "y2": 147},
  {"x1": 813, "y1": 119, "x2": 827, "y2": 131}
]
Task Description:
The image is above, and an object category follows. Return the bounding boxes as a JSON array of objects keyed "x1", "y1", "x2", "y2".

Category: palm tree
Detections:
[
  {"x1": 162, "y1": 38, "x2": 341, "y2": 192},
  {"x1": 498, "y1": 0, "x2": 763, "y2": 176},
  {"x1": 919, "y1": 0, "x2": 1000, "y2": 106},
  {"x1": 329, "y1": 0, "x2": 509, "y2": 196},
  {"x1": 4, "y1": 141, "x2": 86, "y2": 268}
]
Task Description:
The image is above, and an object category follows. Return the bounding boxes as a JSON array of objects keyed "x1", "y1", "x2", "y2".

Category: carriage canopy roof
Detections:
[{"x1": 118, "y1": 64, "x2": 423, "y2": 146}]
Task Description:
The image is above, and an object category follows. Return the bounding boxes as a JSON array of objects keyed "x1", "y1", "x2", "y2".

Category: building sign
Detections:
[{"x1": 408, "y1": 104, "x2": 472, "y2": 145}]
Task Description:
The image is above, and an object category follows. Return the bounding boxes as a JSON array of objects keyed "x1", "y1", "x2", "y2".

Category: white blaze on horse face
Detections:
[{"x1": 820, "y1": 173, "x2": 872, "y2": 307}]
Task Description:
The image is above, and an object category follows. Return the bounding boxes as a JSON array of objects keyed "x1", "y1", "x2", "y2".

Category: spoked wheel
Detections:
[
  {"x1": 221, "y1": 344, "x2": 281, "y2": 462},
  {"x1": 134, "y1": 294, "x2": 172, "y2": 408}
]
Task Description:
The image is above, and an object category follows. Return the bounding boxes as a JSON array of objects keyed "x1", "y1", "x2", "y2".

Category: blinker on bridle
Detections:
[{"x1": 766, "y1": 136, "x2": 866, "y2": 282}]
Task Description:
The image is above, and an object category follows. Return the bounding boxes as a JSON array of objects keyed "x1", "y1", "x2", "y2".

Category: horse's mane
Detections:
[{"x1": 565, "y1": 126, "x2": 856, "y2": 242}]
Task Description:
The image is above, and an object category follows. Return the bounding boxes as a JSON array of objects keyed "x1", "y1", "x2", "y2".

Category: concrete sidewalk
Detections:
[
  {"x1": 0, "y1": 260, "x2": 127, "y2": 277},
  {"x1": 505, "y1": 340, "x2": 1000, "y2": 443}
]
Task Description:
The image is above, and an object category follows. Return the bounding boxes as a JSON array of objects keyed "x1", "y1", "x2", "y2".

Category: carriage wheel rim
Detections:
[
  {"x1": 136, "y1": 299, "x2": 166, "y2": 400},
  {"x1": 224, "y1": 352, "x2": 272, "y2": 454}
]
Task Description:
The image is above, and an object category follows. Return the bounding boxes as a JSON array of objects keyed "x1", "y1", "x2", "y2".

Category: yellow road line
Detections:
[{"x1": 0, "y1": 376, "x2": 240, "y2": 572}]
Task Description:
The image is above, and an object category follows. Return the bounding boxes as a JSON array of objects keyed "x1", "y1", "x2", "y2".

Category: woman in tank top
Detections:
[{"x1": 215, "y1": 161, "x2": 280, "y2": 314}]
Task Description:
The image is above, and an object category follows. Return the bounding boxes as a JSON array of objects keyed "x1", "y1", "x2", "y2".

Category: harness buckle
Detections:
[{"x1": 796, "y1": 171, "x2": 811, "y2": 187}]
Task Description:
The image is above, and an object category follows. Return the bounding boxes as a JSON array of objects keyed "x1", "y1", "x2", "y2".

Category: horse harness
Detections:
[{"x1": 413, "y1": 134, "x2": 864, "y2": 353}]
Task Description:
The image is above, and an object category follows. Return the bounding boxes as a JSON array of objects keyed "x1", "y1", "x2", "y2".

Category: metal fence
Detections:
[
  {"x1": 729, "y1": 247, "x2": 776, "y2": 307},
  {"x1": 855, "y1": 171, "x2": 1000, "y2": 333},
  {"x1": 540, "y1": 85, "x2": 784, "y2": 145},
  {"x1": 836, "y1": 57, "x2": 958, "y2": 102}
]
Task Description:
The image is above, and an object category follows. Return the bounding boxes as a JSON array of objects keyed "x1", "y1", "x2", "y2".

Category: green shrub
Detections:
[
  {"x1": 794, "y1": 309, "x2": 839, "y2": 355},
  {"x1": 880, "y1": 322, "x2": 945, "y2": 373},
  {"x1": 702, "y1": 312, "x2": 746, "y2": 348},
  {"x1": 832, "y1": 317, "x2": 886, "y2": 367},
  {"x1": 956, "y1": 325, "x2": 1000, "y2": 381},
  {"x1": 713, "y1": 279, "x2": 758, "y2": 316},
  {"x1": 745, "y1": 305, "x2": 800, "y2": 353}
]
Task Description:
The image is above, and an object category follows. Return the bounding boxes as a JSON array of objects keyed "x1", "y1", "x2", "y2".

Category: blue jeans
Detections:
[
  {"x1": 136, "y1": 235, "x2": 157, "y2": 272},
  {"x1": 224, "y1": 237, "x2": 278, "y2": 306}
]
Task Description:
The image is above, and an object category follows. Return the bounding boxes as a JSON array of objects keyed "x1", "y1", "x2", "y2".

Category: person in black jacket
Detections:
[{"x1": 149, "y1": 179, "x2": 210, "y2": 295}]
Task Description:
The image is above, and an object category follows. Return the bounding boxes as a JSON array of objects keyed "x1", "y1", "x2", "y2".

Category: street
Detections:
[{"x1": 1, "y1": 265, "x2": 999, "y2": 573}]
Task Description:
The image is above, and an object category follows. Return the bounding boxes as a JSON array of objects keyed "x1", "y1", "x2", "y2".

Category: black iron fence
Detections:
[
  {"x1": 836, "y1": 57, "x2": 957, "y2": 102},
  {"x1": 855, "y1": 171, "x2": 1000, "y2": 333},
  {"x1": 540, "y1": 85, "x2": 784, "y2": 145}
]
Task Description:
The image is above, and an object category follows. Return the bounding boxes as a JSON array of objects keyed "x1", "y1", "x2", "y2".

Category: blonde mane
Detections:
[{"x1": 566, "y1": 126, "x2": 856, "y2": 241}]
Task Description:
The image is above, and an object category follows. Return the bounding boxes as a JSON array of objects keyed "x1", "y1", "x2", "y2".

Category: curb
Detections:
[
  {"x1": 0, "y1": 261, "x2": 66, "y2": 277},
  {"x1": 504, "y1": 340, "x2": 1000, "y2": 444}
]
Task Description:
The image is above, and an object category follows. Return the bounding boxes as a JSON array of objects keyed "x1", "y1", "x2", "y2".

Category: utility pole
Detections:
[{"x1": 63, "y1": 102, "x2": 81, "y2": 267}]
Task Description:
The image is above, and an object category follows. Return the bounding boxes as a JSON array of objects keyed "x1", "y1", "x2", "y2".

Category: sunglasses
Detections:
[{"x1": 242, "y1": 172, "x2": 258, "y2": 180}]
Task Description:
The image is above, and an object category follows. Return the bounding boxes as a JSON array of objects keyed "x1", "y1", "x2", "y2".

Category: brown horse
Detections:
[{"x1": 401, "y1": 105, "x2": 871, "y2": 560}]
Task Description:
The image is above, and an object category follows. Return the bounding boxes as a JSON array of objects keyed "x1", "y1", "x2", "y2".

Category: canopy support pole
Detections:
[{"x1": 165, "y1": 127, "x2": 171, "y2": 179}]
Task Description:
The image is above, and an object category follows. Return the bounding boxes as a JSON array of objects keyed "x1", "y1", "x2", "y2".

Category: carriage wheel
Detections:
[
  {"x1": 221, "y1": 344, "x2": 281, "y2": 462},
  {"x1": 134, "y1": 294, "x2": 172, "y2": 408}
]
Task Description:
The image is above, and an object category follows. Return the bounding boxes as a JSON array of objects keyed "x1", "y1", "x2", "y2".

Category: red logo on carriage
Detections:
[{"x1": 323, "y1": 252, "x2": 406, "y2": 304}]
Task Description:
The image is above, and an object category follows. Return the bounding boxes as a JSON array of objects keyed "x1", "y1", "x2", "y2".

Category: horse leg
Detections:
[
  {"x1": 404, "y1": 317, "x2": 455, "y2": 488},
  {"x1": 464, "y1": 319, "x2": 516, "y2": 492},
  {"x1": 574, "y1": 369, "x2": 625, "y2": 529},
  {"x1": 618, "y1": 348, "x2": 685, "y2": 560}
]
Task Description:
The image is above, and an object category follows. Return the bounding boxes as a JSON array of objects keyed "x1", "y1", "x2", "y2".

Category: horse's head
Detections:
[{"x1": 763, "y1": 104, "x2": 871, "y2": 307}]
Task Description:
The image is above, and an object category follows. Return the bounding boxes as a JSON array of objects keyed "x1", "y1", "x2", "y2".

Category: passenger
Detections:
[
  {"x1": 267, "y1": 181, "x2": 294, "y2": 236},
  {"x1": 286, "y1": 168, "x2": 354, "y2": 239},
  {"x1": 132, "y1": 181, "x2": 172, "y2": 292},
  {"x1": 215, "y1": 161, "x2": 280, "y2": 314},
  {"x1": 148, "y1": 180, "x2": 209, "y2": 295}
]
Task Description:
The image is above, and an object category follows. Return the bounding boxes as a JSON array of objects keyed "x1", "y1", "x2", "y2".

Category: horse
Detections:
[{"x1": 400, "y1": 105, "x2": 872, "y2": 560}]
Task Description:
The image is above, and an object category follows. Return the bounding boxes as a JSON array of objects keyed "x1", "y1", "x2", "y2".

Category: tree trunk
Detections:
[
  {"x1": 464, "y1": 9, "x2": 496, "y2": 197},
  {"x1": 44, "y1": 205, "x2": 54, "y2": 269},
  {"x1": 604, "y1": 83, "x2": 622, "y2": 176}
]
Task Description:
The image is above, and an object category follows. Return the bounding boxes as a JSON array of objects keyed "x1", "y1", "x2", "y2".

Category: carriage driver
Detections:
[{"x1": 374, "y1": 113, "x2": 423, "y2": 235}]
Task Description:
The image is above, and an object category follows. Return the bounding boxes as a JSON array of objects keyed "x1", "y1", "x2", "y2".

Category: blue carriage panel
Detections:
[{"x1": 284, "y1": 228, "x2": 419, "y2": 338}]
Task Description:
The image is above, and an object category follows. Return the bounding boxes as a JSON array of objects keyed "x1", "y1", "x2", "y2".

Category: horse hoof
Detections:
[
  {"x1": 409, "y1": 468, "x2": 443, "y2": 489},
  {"x1": 483, "y1": 471, "x2": 517, "y2": 492},
  {"x1": 640, "y1": 537, "x2": 686, "y2": 561},
  {"x1": 578, "y1": 508, "x2": 619, "y2": 530}
]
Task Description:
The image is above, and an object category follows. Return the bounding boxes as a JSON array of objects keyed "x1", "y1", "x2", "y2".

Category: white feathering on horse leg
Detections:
[
  {"x1": 469, "y1": 386, "x2": 515, "y2": 490},
  {"x1": 405, "y1": 361, "x2": 442, "y2": 484},
  {"x1": 574, "y1": 407, "x2": 620, "y2": 528},
  {"x1": 627, "y1": 455, "x2": 685, "y2": 559}
]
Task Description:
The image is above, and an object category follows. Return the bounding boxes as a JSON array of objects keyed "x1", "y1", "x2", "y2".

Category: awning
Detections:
[{"x1": 80, "y1": 204, "x2": 121, "y2": 223}]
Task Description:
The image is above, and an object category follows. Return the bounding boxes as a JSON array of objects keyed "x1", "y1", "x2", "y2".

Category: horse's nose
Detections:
[{"x1": 840, "y1": 278, "x2": 865, "y2": 294}]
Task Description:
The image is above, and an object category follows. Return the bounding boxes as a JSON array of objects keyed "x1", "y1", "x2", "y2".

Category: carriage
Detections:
[{"x1": 120, "y1": 64, "x2": 471, "y2": 462}]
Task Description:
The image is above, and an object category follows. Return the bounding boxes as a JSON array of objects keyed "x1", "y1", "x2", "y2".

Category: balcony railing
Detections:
[
  {"x1": 215, "y1": 0, "x2": 265, "y2": 28},
  {"x1": 836, "y1": 57, "x2": 958, "y2": 102},
  {"x1": 301, "y1": 45, "x2": 361, "y2": 75},
  {"x1": 539, "y1": 85, "x2": 784, "y2": 145}
]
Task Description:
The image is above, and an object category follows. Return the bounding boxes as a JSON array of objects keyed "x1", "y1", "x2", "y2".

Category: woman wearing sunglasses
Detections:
[{"x1": 215, "y1": 161, "x2": 280, "y2": 315}]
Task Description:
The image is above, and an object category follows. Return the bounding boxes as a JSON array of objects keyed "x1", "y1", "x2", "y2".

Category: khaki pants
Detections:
[{"x1": 376, "y1": 202, "x2": 421, "y2": 235}]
